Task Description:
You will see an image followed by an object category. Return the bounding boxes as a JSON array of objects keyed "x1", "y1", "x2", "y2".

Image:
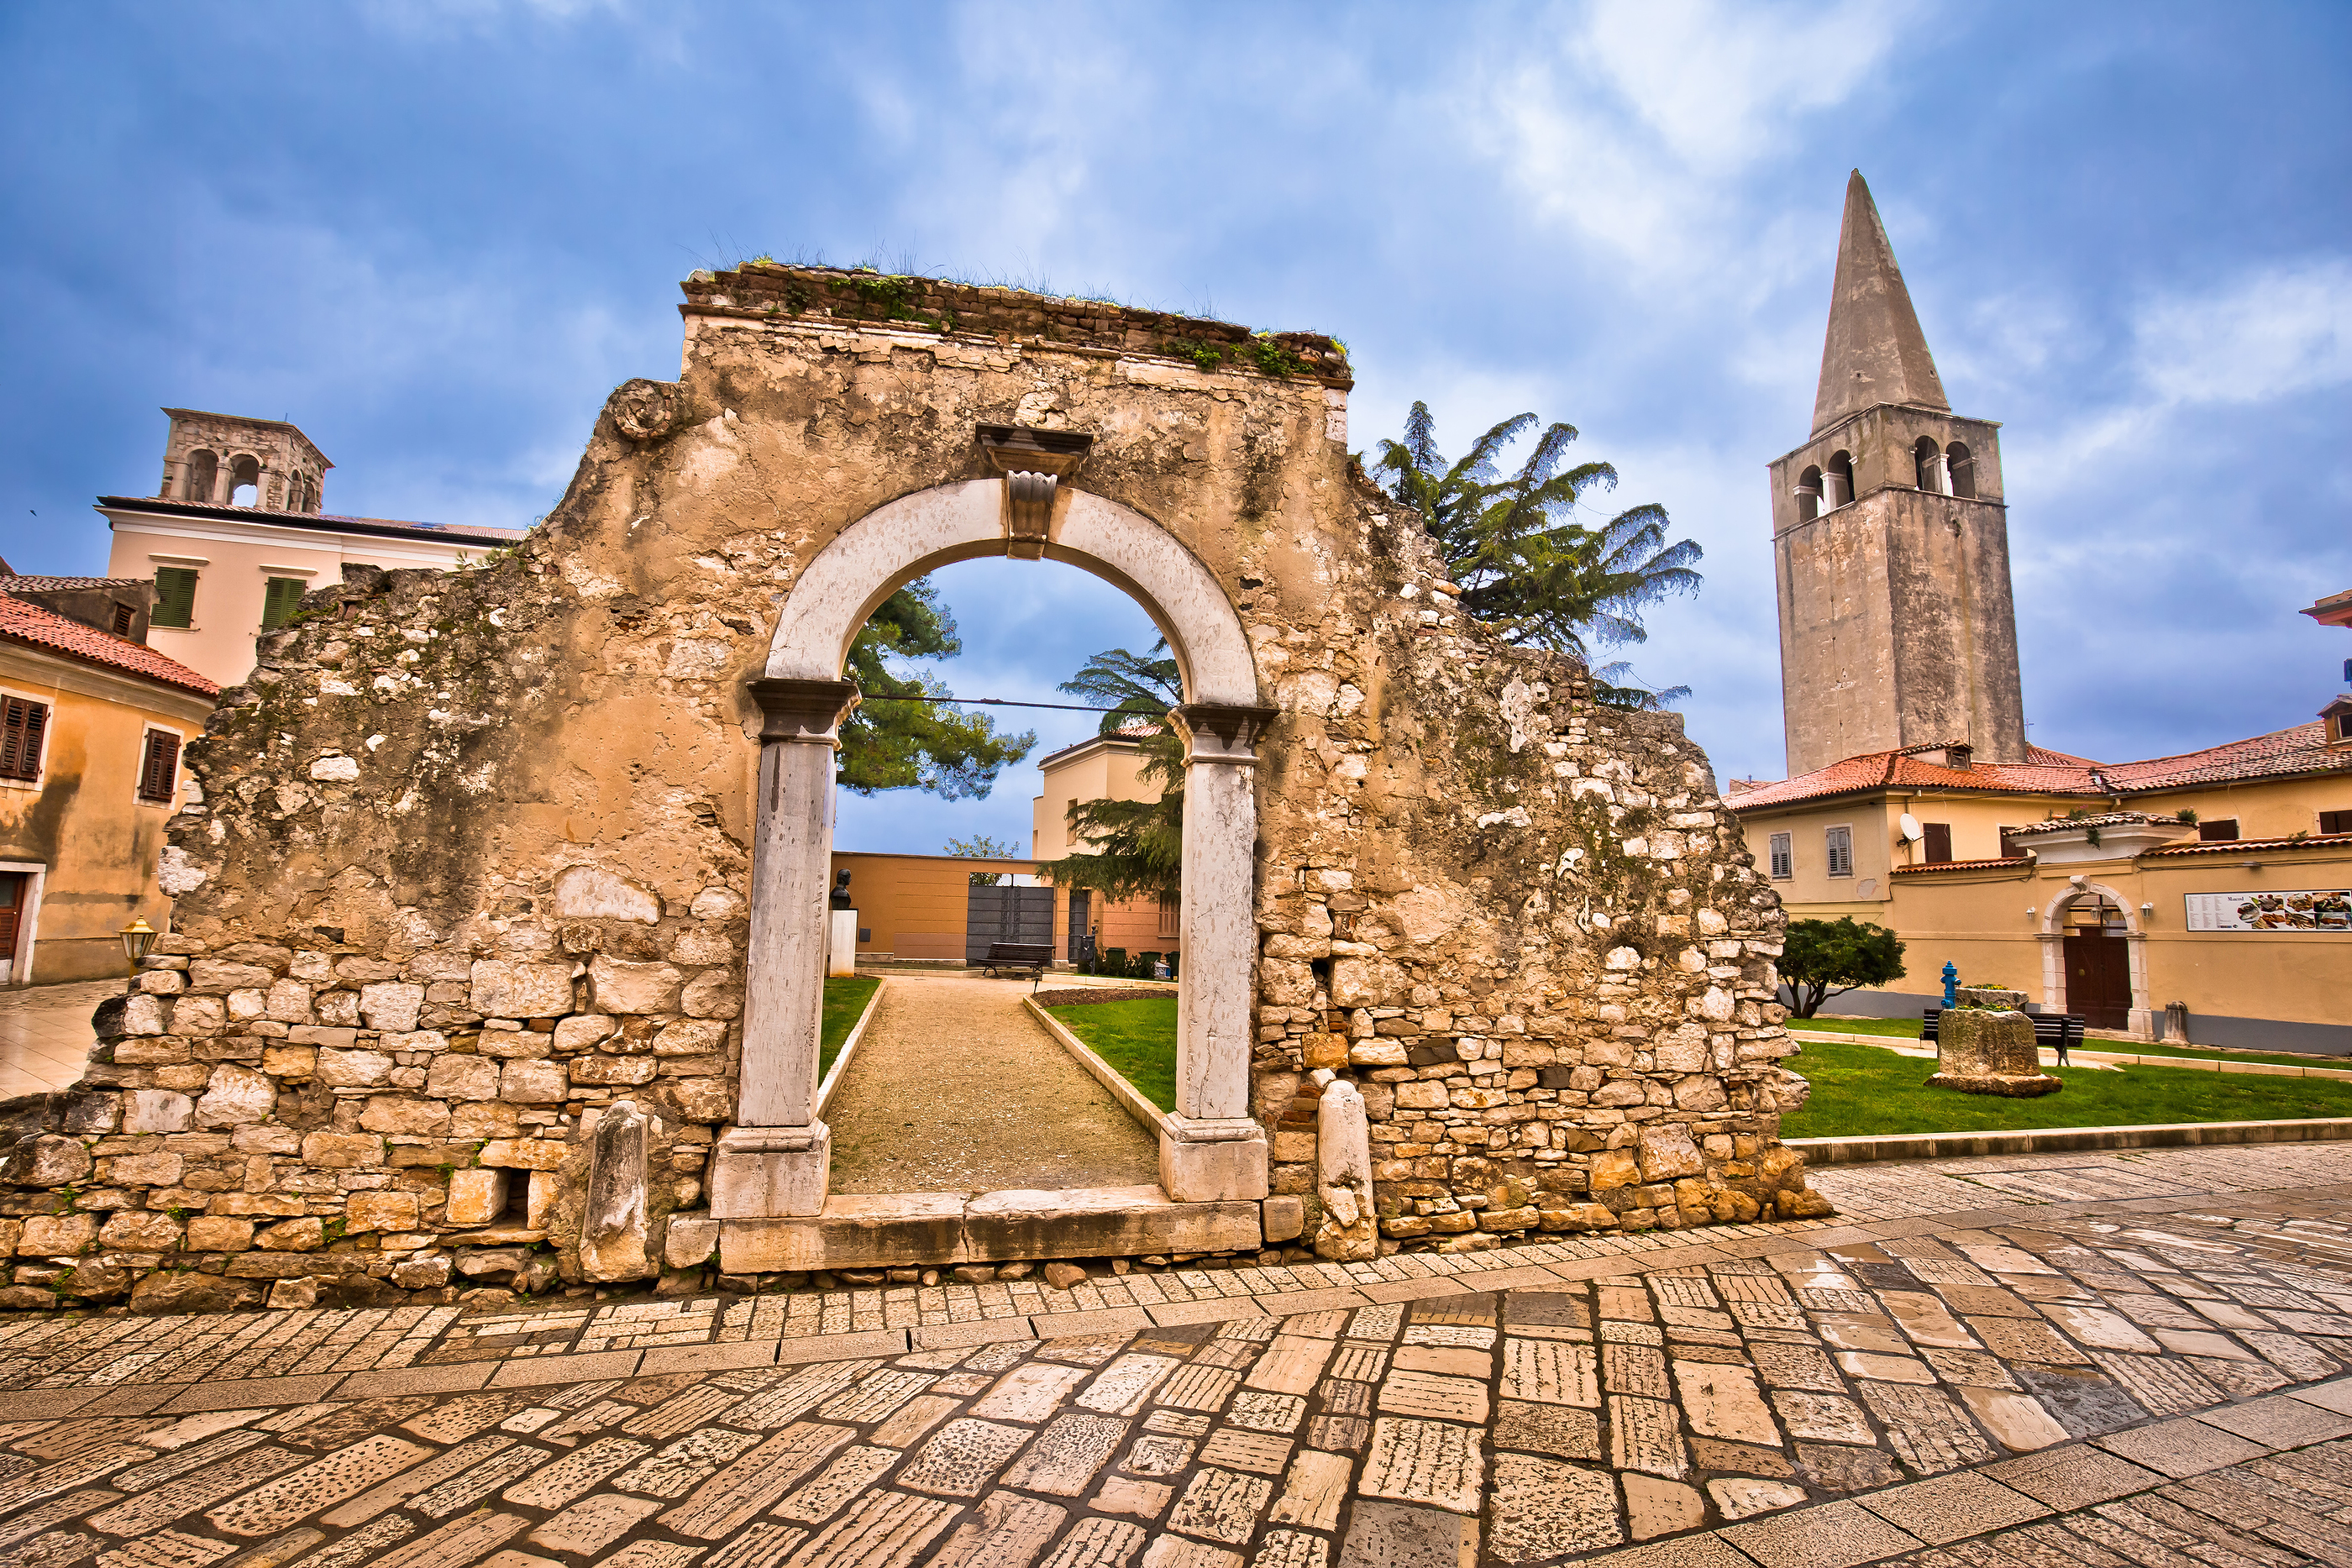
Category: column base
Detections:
[
  {"x1": 1158, "y1": 1114, "x2": 1268, "y2": 1202},
  {"x1": 711, "y1": 1123, "x2": 831, "y2": 1218}
]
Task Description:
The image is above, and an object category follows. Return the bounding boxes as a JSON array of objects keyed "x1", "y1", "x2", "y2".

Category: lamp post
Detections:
[{"x1": 118, "y1": 917, "x2": 156, "y2": 990}]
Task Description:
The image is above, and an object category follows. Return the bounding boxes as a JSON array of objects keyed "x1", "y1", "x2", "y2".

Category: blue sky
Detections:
[{"x1": 3, "y1": 1, "x2": 2347, "y2": 856}]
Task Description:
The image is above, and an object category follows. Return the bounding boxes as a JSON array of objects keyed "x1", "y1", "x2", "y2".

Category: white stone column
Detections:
[
  {"x1": 2124, "y1": 932, "x2": 2153, "y2": 1041},
  {"x1": 1160, "y1": 702, "x2": 1275, "y2": 1202},
  {"x1": 711, "y1": 676, "x2": 857, "y2": 1219},
  {"x1": 2037, "y1": 931, "x2": 2064, "y2": 1014}
]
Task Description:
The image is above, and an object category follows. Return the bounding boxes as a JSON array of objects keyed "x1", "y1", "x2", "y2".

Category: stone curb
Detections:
[
  {"x1": 1022, "y1": 994, "x2": 1172, "y2": 1139},
  {"x1": 1788, "y1": 1029, "x2": 2352, "y2": 1078},
  {"x1": 1789, "y1": 1117, "x2": 2352, "y2": 1164},
  {"x1": 811, "y1": 974, "x2": 890, "y2": 1121}
]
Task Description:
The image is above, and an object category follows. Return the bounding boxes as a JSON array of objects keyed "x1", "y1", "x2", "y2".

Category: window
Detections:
[
  {"x1": 2337, "y1": 712, "x2": 2352, "y2": 742},
  {"x1": 1794, "y1": 467, "x2": 1823, "y2": 523},
  {"x1": 1825, "y1": 450, "x2": 1854, "y2": 507},
  {"x1": 1157, "y1": 893, "x2": 1181, "y2": 939},
  {"x1": 151, "y1": 567, "x2": 198, "y2": 629},
  {"x1": 183, "y1": 449, "x2": 218, "y2": 503},
  {"x1": 0, "y1": 699, "x2": 48, "y2": 784},
  {"x1": 1999, "y1": 827, "x2": 2024, "y2": 858},
  {"x1": 109, "y1": 603, "x2": 134, "y2": 637},
  {"x1": 1922, "y1": 822, "x2": 1952, "y2": 863},
  {"x1": 1767, "y1": 832, "x2": 1793, "y2": 879},
  {"x1": 1945, "y1": 442, "x2": 1976, "y2": 498},
  {"x1": 1825, "y1": 825, "x2": 1854, "y2": 878},
  {"x1": 2197, "y1": 820, "x2": 2239, "y2": 842},
  {"x1": 1913, "y1": 437, "x2": 1945, "y2": 492},
  {"x1": 137, "y1": 731, "x2": 181, "y2": 804},
  {"x1": 260, "y1": 577, "x2": 307, "y2": 628},
  {"x1": 2318, "y1": 810, "x2": 2350, "y2": 836}
]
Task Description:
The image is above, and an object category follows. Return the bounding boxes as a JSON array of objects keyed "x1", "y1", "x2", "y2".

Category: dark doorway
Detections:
[
  {"x1": 1066, "y1": 889, "x2": 1092, "y2": 965},
  {"x1": 965, "y1": 883, "x2": 1053, "y2": 963},
  {"x1": 0, "y1": 873, "x2": 24, "y2": 983},
  {"x1": 2062, "y1": 931, "x2": 2131, "y2": 1030}
]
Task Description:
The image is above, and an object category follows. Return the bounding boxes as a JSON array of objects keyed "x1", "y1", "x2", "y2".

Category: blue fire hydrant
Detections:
[{"x1": 1941, "y1": 961, "x2": 1958, "y2": 1007}]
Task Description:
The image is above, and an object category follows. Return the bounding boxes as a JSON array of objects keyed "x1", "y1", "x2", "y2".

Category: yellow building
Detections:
[
  {"x1": 97, "y1": 408, "x2": 526, "y2": 688},
  {"x1": 1729, "y1": 723, "x2": 2352, "y2": 1051},
  {"x1": 0, "y1": 577, "x2": 219, "y2": 985},
  {"x1": 1032, "y1": 732, "x2": 1181, "y2": 962}
]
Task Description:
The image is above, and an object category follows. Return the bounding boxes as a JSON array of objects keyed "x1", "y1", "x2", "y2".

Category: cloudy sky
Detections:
[{"x1": 4, "y1": 1, "x2": 2347, "y2": 856}]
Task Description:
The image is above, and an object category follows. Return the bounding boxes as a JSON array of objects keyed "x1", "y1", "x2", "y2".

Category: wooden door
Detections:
[
  {"x1": 0, "y1": 873, "x2": 23, "y2": 982},
  {"x1": 1066, "y1": 890, "x2": 1091, "y2": 962},
  {"x1": 2062, "y1": 932, "x2": 2131, "y2": 1029}
]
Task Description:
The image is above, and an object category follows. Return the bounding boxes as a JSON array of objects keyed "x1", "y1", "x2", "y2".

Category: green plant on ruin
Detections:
[
  {"x1": 1246, "y1": 333, "x2": 1308, "y2": 378},
  {"x1": 1374, "y1": 404, "x2": 1704, "y2": 683}
]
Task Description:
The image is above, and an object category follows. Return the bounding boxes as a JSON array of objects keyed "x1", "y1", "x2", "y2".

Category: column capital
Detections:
[
  {"x1": 746, "y1": 678, "x2": 859, "y2": 744},
  {"x1": 1170, "y1": 703, "x2": 1278, "y2": 764}
]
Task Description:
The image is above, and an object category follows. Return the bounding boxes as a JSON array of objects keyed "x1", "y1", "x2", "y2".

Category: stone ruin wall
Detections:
[{"x1": 0, "y1": 265, "x2": 1820, "y2": 1313}]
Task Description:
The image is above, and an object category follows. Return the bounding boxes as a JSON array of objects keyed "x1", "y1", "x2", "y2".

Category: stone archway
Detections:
[
  {"x1": 2037, "y1": 877, "x2": 2151, "y2": 1037},
  {"x1": 710, "y1": 478, "x2": 1273, "y2": 1221}
]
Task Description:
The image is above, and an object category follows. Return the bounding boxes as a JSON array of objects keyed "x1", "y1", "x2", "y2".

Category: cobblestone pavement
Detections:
[{"x1": 0, "y1": 1145, "x2": 2348, "y2": 1565}]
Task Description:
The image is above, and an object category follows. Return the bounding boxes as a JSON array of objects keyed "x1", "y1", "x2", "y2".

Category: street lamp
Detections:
[{"x1": 118, "y1": 917, "x2": 156, "y2": 988}]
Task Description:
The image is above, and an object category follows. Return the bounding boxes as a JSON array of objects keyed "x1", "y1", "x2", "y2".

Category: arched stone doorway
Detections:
[
  {"x1": 2038, "y1": 877, "x2": 2150, "y2": 1036},
  {"x1": 710, "y1": 477, "x2": 1274, "y2": 1219}
]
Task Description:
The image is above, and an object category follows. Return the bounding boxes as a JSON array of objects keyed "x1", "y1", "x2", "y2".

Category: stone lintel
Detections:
[
  {"x1": 745, "y1": 678, "x2": 858, "y2": 743},
  {"x1": 717, "y1": 1184, "x2": 1264, "y2": 1272}
]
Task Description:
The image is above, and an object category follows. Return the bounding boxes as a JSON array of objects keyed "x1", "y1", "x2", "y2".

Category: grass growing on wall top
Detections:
[
  {"x1": 820, "y1": 976, "x2": 881, "y2": 1082},
  {"x1": 1781, "y1": 1036, "x2": 2352, "y2": 1138},
  {"x1": 1047, "y1": 997, "x2": 1179, "y2": 1114}
]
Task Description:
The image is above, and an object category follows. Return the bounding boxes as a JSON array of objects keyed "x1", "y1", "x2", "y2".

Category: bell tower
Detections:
[{"x1": 1767, "y1": 171, "x2": 2028, "y2": 776}]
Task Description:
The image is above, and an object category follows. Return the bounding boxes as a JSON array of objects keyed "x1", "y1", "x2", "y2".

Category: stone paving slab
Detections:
[{"x1": 0, "y1": 1146, "x2": 2344, "y2": 1563}]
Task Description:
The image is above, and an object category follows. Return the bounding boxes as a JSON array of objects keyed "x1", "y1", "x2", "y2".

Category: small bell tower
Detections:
[
  {"x1": 157, "y1": 408, "x2": 333, "y2": 515},
  {"x1": 1767, "y1": 171, "x2": 2028, "y2": 776}
]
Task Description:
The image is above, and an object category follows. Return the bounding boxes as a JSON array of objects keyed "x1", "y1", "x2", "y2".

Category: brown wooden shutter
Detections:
[
  {"x1": 2197, "y1": 820, "x2": 2239, "y2": 842},
  {"x1": 1923, "y1": 823, "x2": 1952, "y2": 863},
  {"x1": 2321, "y1": 810, "x2": 2351, "y2": 836},
  {"x1": 0, "y1": 700, "x2": 46, "y2": 782},
  {"x1": 138, "y1": 731, "x2": 180, "y2": 803}
]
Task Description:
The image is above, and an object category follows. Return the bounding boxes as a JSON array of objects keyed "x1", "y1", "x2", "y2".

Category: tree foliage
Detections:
[
  {"x1": 943, "y1": 834, "x2": 1020, "y2": 885},
  {"x1": 1372, "y1": 403, "x2": 1702, "y2": 702},
  {"x1": 1777, "y1": 917, "x2": 1908, "y2": 1018},
  {"x1": 837, "y1": 578, "x2": 1035, "y2": 799},
  {"x1": 1037, "y1": 641, "x2": 1186, "y2": 902}
]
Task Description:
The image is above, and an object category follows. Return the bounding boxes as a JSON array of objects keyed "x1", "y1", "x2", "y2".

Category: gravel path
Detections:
[{"x1": 826, "y1": 972, "x2": 1161, "y2": 1193}]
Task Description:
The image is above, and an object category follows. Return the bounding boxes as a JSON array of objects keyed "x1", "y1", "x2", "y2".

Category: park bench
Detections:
[
  {"x1": 1921, "y1": 1007, "x2": 2084, "y2": 1065},
  {"x1": 978, "y1": 941, "x2": 1055, "y2": 982}
]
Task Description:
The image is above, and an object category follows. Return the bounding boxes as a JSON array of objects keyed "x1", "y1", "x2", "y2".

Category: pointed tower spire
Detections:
[{"x1": 1811, "y1": 170, "x2": 1947, "y2": 434}]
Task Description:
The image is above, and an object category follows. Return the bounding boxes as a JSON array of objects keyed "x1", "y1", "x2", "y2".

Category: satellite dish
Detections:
[{"x1": 1898, "y1": 814, "x2": 1924, "y2": 842}]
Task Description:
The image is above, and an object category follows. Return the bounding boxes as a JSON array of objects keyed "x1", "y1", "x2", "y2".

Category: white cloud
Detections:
[
  {"x1": 1462, "y1": 0, "x2": 1911, "y2": 268},
  {"x1": 2136, "y1": 258, "x2": 2352, "y2": 406}
]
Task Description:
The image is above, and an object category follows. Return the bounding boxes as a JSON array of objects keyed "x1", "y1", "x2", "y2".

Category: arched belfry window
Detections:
[
  {"x1": 1913, "y1": 437, "x2": 1947, "y2": 494},
  {"x1": 1794, "y1": 466, "x2": 1823, "y2": 522},
  {"x1": 184, "y1": 449, "x2": 218, "y2": 504},
  {"x1": 1825, "y1": 450, "x2": 1854, "y2": 508},
  {"x1": 1945, "y1": 441, "x2": 1975, "y2": 499},
  {"x1": 228, "y1": 454, "x2": 261, "y2": 507}
]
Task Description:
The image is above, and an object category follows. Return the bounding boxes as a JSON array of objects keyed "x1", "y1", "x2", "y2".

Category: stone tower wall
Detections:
[
  {"x1": 1769, "y1": 405, "x2": 2026, "y2": 774},
  {"x1": 10, "y1": 267, "x2": 1819, "y2": 1312}
]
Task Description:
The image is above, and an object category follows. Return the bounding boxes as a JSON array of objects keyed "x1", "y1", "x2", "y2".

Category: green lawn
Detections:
[
  {"x1": 1046, "y1": 998, "x2": 1179, "y2": 1113},
  {"x1": 1780, "y1": 1036, "x2": 2352, "y2": 1139},
  {"x1": 1794, "y1": 1013, "x2": 2347, "y2": 1070},
  {"x1": 820, "y1": 976, "x2": 881, "y2": 1082}
]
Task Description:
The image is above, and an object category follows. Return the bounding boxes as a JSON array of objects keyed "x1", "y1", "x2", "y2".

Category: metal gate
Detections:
[{"x1": 965, "y1": 884, "x2": 1054, "y2": 963}]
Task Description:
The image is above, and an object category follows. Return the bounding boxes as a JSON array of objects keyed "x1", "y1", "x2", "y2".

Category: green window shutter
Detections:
[
  {"x1": 260, "y1": 577, "x2": 305, "y2": 628},
  {"x1": 151, "y1": 568, "x2": 198, "y2": 629}
]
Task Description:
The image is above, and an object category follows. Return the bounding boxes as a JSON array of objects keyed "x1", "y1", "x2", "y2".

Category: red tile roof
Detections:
[
  {"x1": 0, "y1": 574, "x2": 148, "y2": 594},
  {"x1": 1730, "y1": 722, "x2": 2350, "y2": 812},
  {"x1": 0, "y1": 593, "x2": 220, "y2": 698},
  {"x1": 2139, "y1": 831, "x2": 2352, "y2": 858},
  {"x1": 1891, "y1": 857, "x2": 2033, "y2": 876}
]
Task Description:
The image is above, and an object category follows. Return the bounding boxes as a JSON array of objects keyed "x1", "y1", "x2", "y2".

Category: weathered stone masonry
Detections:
[{"x1": 11, "y1": 265, "x2": 1822, "y2": 1310}]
